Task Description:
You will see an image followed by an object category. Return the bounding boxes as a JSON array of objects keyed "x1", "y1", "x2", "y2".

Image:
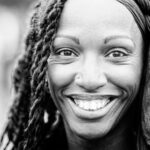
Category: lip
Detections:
[
  {"x1": 67, "y1": 94, "x2": 119, "y2": 101},
  {"x1": 65, "y1": 93, "x2": 120, "y2": 120}
]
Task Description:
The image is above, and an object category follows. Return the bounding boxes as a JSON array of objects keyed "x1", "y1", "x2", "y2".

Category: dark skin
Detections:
[
  {"x1": 47, "y1": 0, "x2": 143, "y2": 150},
  {"x1": 43, "y1": 110, "x2": 136, "y2": 150},
  {"x1": 66, "y1": 109, "x2": 136, "y2": 150}
]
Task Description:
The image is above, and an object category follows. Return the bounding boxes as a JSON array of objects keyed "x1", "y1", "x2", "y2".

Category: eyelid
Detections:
[
  {"x1": 54, "y1": 47, "x2": 79, "y2": 56},
  {"x1": 105, "y1": 47, "x2": 131, "y2": 56}
]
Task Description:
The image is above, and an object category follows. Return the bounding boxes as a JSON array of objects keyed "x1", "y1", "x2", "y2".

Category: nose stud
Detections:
[{"x1": 75, "y1": 73, "x2": 82, "y2": 80}]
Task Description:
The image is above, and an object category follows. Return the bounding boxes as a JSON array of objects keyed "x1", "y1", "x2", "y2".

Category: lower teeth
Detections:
[{"x1": 74, "y1": 99, "x2": 110, "y2": 111}]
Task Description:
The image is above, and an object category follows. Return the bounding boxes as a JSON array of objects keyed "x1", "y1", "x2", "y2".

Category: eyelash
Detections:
[
  {"x1": 54, "y1": 47, "x2": 129, "y2": 59},
  {"x1": 106, "y1": 49, "x2": 129, "y2": 58},
  {"x1": 55, "y1": 48, "x2": 78, "y2": 57}
]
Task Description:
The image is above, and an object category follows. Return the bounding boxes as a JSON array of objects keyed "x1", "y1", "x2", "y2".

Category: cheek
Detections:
[
  {"x1": 108, "y1": 65, "x2": 142, "y2": 98},
  {"x1": 47, "y1": 64, "x2": 76, "y2": 90},
  {"x1": 47, "y1": 64, "x2": 75, "y2": 112}
]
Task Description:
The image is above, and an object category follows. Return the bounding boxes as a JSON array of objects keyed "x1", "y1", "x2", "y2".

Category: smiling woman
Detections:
[{"x1": 0, "y1": 0, "x2": 150, "y2": 150}]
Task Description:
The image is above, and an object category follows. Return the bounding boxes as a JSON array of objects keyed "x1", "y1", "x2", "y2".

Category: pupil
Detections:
[
  {"x1": 113, "y1": 52, "x2": 120, "y2": 57},
  {"x1": 64, "y1": 51, "x2": 71, "y2": 56}
]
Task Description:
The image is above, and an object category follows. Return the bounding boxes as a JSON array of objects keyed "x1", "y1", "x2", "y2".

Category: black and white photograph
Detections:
[{"x1": 0, "y1": 0, "x2": 150, "y2": 150}]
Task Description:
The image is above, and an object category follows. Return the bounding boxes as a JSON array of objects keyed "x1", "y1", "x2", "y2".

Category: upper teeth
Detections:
[{"x1": 74, "y1": 99, "x2": 110, "y2": 111}]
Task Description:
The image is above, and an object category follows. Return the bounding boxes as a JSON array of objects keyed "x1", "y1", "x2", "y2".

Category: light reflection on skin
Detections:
[{"x1": 47, "y1": 0, "x2": 143, "y2": 149}]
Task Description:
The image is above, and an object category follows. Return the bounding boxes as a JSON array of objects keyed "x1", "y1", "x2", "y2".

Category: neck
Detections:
[{"x1": 66, "y1": 116, "x2": 135, "y2": 150}]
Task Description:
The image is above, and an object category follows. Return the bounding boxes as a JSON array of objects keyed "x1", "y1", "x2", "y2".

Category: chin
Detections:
[{"x1": 64, "y1": 118, "x2": 114, "y2": 141}]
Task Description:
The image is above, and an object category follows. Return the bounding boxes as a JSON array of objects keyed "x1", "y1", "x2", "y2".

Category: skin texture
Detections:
[{"x1": 47, "y1": 0, "x2": 143, "y2": 149}]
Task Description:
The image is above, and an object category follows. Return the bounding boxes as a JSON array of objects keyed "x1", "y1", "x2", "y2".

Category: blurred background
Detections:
[{"x1": 0, "y1": 0, "x2": 36, "y2": 135}]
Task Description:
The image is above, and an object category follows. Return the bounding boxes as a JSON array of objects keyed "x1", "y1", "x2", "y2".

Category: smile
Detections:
[
  {"x1": 74, "y1": 99, "x2": 110, "y2": 111},
  {"x1": 68, "y1": 94, "x2": 117, "y2": 111}
]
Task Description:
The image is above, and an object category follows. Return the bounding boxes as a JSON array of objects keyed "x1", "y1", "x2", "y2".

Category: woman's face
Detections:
[{"x1": 47, "y1": 0, "x2": 143, "y2": 140}]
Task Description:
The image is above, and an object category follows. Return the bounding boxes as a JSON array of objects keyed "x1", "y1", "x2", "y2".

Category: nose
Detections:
[{"x1": 75, "y1": 59, "x2": 107, "y2": 91}]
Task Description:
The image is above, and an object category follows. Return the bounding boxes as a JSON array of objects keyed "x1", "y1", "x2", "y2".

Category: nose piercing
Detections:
[
  {"x1": 76, "y1": 74, "x2": 81, "y2": 79},
  {"x1": 75, "y1": 73, "x2": 82, "y2": 81}
]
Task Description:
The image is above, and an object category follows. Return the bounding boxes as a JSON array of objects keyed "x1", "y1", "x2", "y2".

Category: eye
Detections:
[
  {"x1": 56, "y1": 48, "x2": 78, "y2": 57},
  {"x1": 106, "y1": 49, "x2": 128, "y2": 58}
]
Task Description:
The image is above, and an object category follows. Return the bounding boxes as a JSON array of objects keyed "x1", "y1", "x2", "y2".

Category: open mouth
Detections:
[{"x1": 68, "y1": 95, "x2": 117, "y2": 111}]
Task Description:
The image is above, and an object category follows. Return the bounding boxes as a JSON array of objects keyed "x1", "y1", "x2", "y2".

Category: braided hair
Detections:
[
  {"x1": 0, "y1": 0, "x2": 150, "y2": 150},
  {"x1": 0, "y1": 0, "x2": 67, "y2": 149},
  {"x1": 133, "y1": 0, "x2": 150, "y2": 150}
]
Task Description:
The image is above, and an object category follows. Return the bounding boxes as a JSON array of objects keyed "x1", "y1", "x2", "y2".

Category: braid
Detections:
[
  {"x1": 0, "y1": 2, "x2": 41, "y2": 150},
  {"x1": 131, "y1": 1, "x2": 150, "y2": 149},
  {"x1": 1, "y1": 0, "x2": 150, "y2": 150},
  {"x1": 21, "y1": 0, "x2": 67, "y2": 149}
]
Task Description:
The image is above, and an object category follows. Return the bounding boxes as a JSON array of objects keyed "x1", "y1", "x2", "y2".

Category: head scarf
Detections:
[{"x1": 116, "y1": 0, "x2": 150, "y2": 147}]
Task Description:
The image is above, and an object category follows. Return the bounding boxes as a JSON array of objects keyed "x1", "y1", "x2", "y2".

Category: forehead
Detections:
[
  {"x1": 55, "y1": 0, "x2": 142, "y2": 48},
  {"x1": 59, "y1": 0, "x2": 134, "y2": 28}
]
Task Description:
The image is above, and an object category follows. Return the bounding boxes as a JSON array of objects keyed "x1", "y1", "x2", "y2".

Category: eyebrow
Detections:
[
  {"x1": 55, "y1": 34, "x2": 135, "y2": 47},
  {"x1": 104, "y1": 35, "x2": 135, "y2": 46},
  {"x1": 55, "y1": 34, "x2": 80, "y2": 45}
]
